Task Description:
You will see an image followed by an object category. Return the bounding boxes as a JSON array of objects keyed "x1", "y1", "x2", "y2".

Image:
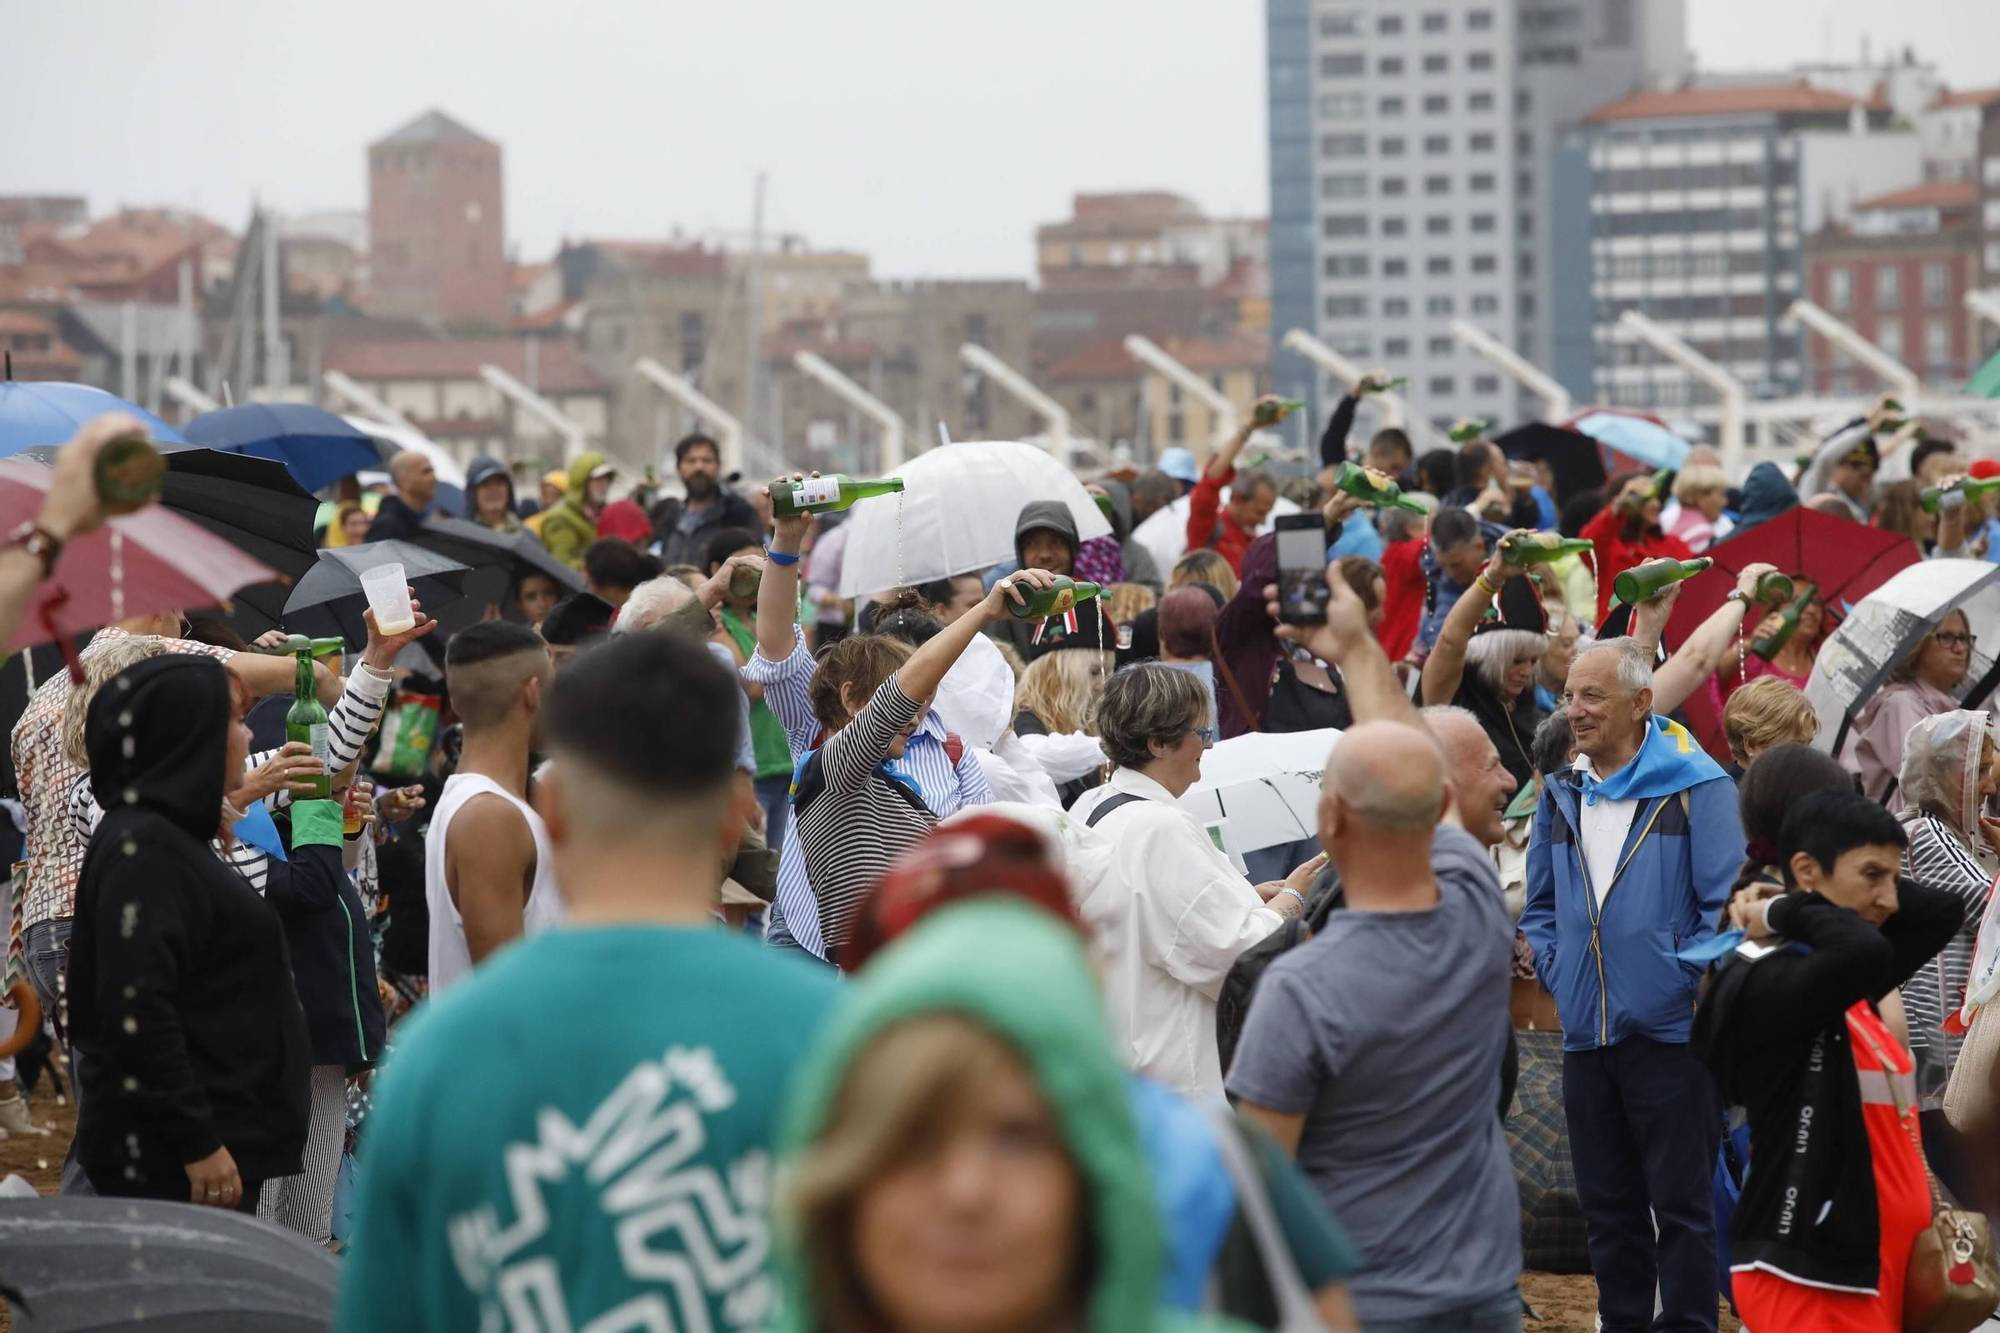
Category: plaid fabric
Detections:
[{"x1": 1508, "y1": 1028, "x2": 1592, "y2": 1274}]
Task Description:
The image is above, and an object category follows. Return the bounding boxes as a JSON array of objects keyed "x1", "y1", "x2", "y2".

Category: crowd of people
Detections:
[{"x1": 4, "y1": 386, "x2": 2000, "y2": 1333}]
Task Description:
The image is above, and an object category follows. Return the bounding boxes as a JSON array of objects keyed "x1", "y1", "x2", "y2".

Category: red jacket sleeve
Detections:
[
  {"x1": 1580, "y1": 503, "x2": 1626, "y2": 623},
  {"x1": 1186, "y1": 466, "x2": 1231, "y2": 555}
]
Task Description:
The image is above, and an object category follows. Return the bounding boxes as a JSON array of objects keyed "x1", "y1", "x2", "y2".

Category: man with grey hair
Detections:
[
  {"x1": 1186, "y1": 395, "x2": 1292, "y2": 574},
  {"x1": 1230, "y1": 568, "x2": 1523, "y2": 1331},
  {"x1": 365, "y1": 451, "x2": 438, "y2": 543},
  {"x1": 1521, "y1": 634, "x2": 1741, "y2": 1333}
]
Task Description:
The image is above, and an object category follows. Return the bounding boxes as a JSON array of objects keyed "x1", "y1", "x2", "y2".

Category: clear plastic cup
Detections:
[{"x1": 359, "y1": 562, "x2": 415, "y2": 635}]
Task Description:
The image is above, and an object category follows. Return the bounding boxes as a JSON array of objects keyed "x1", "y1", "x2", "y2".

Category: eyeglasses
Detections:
[
  {"x1": 1193, "y1": 727, "x2": 1217, "y2": 748},
  {"x1": 1934, "y1": 632, "x2": 1976, "y2": 650}
]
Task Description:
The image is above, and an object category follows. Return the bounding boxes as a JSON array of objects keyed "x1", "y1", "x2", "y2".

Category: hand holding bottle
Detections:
[
  {"x1": 235, "y1": 741, "x2": 324, "y2": 804},
  {"x1": 984, "y1": 567, "x2": 1060, "y2": 623},
  {"x1": 1485, "y1": 530, "x2": 1535, "y2": 585},
  {"x1": 1249, "y1": 395, "x2": 1300, "y2": 427},
  {"x1": 1733, "y1": 562, "x2": 1781, "y2": 603},
  {"x1": 764, "y1": 471, "x2": 820, "y2": 551}
]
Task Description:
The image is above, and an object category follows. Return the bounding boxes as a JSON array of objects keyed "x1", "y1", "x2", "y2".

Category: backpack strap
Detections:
[{"x1": 1085, "y1": 791, "x2": 1150, "y2": 829}]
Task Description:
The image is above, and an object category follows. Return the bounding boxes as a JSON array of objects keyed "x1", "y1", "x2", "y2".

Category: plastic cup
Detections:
[{"x1": 359, "y1": 562, "x2": 415, "y2": 635}]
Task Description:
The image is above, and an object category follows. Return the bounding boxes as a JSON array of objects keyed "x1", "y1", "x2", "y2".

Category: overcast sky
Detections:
[{"x1": 8, "y1": 0, "x2": 1997, "y2": 279}]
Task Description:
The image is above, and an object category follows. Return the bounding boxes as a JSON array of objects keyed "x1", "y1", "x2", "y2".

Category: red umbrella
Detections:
[
  {"x1": 0, "y1": 458, "x2": 278, "y2": 656},
  {"x1": 1661, "y1": 507, "x2": 1917, "y2": 757}
]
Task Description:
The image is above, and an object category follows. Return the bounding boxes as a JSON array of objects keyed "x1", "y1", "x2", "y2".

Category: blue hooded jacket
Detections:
[{"x1": 1520, "y1": 716, "x2": 1741, "y2": 1051}]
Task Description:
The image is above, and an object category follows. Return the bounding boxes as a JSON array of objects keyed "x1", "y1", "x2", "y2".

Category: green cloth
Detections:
[
  {"x1": 773, "y1": 899, "x2": 1254, "y2": 1333},
  {"x1": 287, "y1": 798, "x2": 345, "y2": 848},
  {"x1": 1968, "y1": 346, "x2": 2000, "y2": 399},
  {"x1": 719, "y1": 608, "x2": 795, "y2": 779},
  {"x1": 538, "y1": 450, "x2": 608, "y2": 569},
  {"x1": 334, "y1": 925, "x2": 840, "y2": 1333}
]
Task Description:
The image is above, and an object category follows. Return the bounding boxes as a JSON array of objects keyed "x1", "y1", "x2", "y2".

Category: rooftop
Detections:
[
  {"x1": 1934, "y1": 87, "x2": 2000, "y2": 110},
  {"x1": 373, "y1": 109, "x2": 495, "y2": 149},
  {"x1": 1585, "y1": 81, "x2": 1881, "y2": 124},
  {"x1": 323, "y1": 337, "x2": 606, "y2": 394},
  {"x1": 1853, "y1": 179, "x2": 1979, "y2": 211}
]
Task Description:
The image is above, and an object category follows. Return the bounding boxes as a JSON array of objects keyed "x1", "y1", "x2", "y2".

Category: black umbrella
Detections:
[
  {"x1": 282, "y1": 540, "x2": 467, "y2": 650},
  {"x1": 0, "y1": 1196, "x2": 338, "y2": 1331},
  {"x1": 1496, "y1": 422, "x2": 1608, "y2": 506},
  {"x1": 1507, "y1": 1029, "x2": 1591, "y2": 1274},
  {"x1": 410, "y1": 517, "x2": 586, "y2": 598},
  {"x1": 161, "y1": 449, "x2": 318, "y2": 629}
]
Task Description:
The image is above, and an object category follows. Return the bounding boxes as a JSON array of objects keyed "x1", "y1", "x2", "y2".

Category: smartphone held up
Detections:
[{"x1": 1275, "y1": 513, "x2": 1330, "y2": 626}]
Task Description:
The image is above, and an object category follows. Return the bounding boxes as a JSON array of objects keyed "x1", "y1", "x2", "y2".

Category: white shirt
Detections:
[
  {"x1": 1573, "y1": 755, "x2": 1638, "y2": 912},
  {"x1": 425, "y1": 772, "x2": 564, "y2": 992},
  {"x1": 1069, "y1": 767, "x2": 1285, "y2": 1102}
]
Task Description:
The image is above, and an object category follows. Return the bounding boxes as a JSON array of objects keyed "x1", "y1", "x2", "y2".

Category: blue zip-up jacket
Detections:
[{"x1": 1521, "y1": 718, "x2": 1740, "y2": 1052}]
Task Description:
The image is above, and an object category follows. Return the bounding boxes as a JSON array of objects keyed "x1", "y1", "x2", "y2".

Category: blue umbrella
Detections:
[
  {"x1": 0, "y1": 380, "x2": 186, "y2": 459},
  {"x1": 1566, "y1": 409, "x2": 1691, "y2": 471},
  {"x1": 184, "y1": 401, "x2": 381, "y2": 492}
]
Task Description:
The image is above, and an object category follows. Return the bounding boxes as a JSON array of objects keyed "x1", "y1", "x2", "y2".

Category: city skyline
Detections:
[{"x1": 9, "y1": 0, "x2": 1999, "y2": 279}]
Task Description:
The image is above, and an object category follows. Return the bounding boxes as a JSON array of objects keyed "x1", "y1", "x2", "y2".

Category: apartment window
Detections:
[
  {"x1": 1383, "y1": 217, "x2": 1408, "y2": 236},
  {"x1": 1471, "y1": 293, "x2": 1500, "y2": 314},
  {"x1": 1328, "y1": 333, "x2": 1373, "y2": 356},
  {"x1": 1469, "y1": 91, "x2": 1494, "y2": 112},
  {"x1": 1425, "y1": 174, "x2": 1451, "y2": 195},
  {"x1": 1474, "y1": 375, "x2": 1502, "y2": 395},
  {"x1": 1876, "y1": 265, "x2": 1901, "y2": 310},
  {"x1": 1380, "y1": 136, "x2": 1407, "y2": 156},
  {"x1": 1426, "y1": 296, "x2": 1455, "y2": 316},
  {"x1": 1424, "y1": 94, "x2": 1449, "y2": 114},
  {"x1": 1876, "y1": 321, "x2": 1903, "y2": 361},
  {"x1": 1517, "y1": 170, "x2": 1533, "y2": 194},
  {"x1": 1385, "y1": 337, "x2": 1411, "y2": 357},
  {"x1": 1379, "y1": 95, "x2": 1406, "y2": 116},
  {"x1": 1325, "y1": 296, "x2": 1369, "y2": 318},
  {"x1": 1380, "y1": 56, "x2": 1405, "y2": 75},
  {"x1": 1429, "y1": 376, "x2": 1456, "y2": 395},
  {"x1": 1424, "y1": 135, "x2": 1450, "y2": 155},
  {"x1": 1423, "y1": 54, "x2": 1449, "y2": 73},
  {"x1": 1319, "y1": 92, "x2": 1365, "y2": 119},
  {"x1": 1425, "y1": 214, "x2": 1451, "y2": 235},
  {"x1": 1468, "y1": 9, "x2": 1494, "y2": 29},
  {"x1": 1428, "y1": 335, "x2": 1454, "y2": 355},
  {"x1": 1470, "y1": 172, "x2": 1497, "y2": 193},
  {"x1": 1323, "y1": 253, "x2": 1370, "y2": 277},
  {"x1": 1427, "y1": 256, "x2": 1453, "y2": 275},
  {"x1": 1422, "y1": 11, "x2": 1448, "y2": 31},
  {"x1": 1384, "y1": 297, "x2": 1411, "y2": 317},
  {"x1": 1828, "y1": 267, "x2": 1852, "y2": 311},
  {"x1": 1516, "y1": 89, "x2": 1532, "y2": 111},
  {"x1": 1378, "y1": 14, "x2": 1403, "y2": 34},
  {"x1": 1169, "y1": 414, "x2": 1184, "y2": 443},
  {"x1": 1924, "y1": 262, "x2": 1948, "y2": 308},
  {"x1": 1321, "y1": 53, "x2": 1366, "y2": 77},
  {"x1": 1381, "y1": 176, "x2": 1407, "y2": 196},
  {"x1": 1471, "y1": 212, "x2": 1497, "y2": 232},
  {"x1": 1469, "y1": 132, "x2": 1495, "y2": 152},
  {"x1": 1469, "y1": 51, "x2": 1494, "y2": 70},
  {"x1": 1322, "y1": 213, "x2": 1369, "y2": 237},
  {"x1": 1322, "y1": 172, "x2": 1368, "y2": 198},
  {"x1": 1518, "y1": 252, "x2": 1536, "y2": 277},
  {"x1": 1319, "y1": 11, "x2": 1361, "y2": 36},
  {"x1": 1516, "y1": 130, "x2": 1534, "y2": 155},
  {"x1": 1384, "y1": 257, "x2": 1408, "y2": 277},
  {"x1": 1926, "y1": 318, "x2": 1950, "y2": 364},
  {"x1": 1519, "y1": 293, "x2": 1536, "y2": 316},
  {"x1": 1472, "y1": 254, "x2": 1497, "y2": 274},
  {"x1": 1321, "y1": 133, "x2": 1367, "y2": 158},
  {"x1": 1518, "y1": 211, "x2": 1534, "y2": 235}
]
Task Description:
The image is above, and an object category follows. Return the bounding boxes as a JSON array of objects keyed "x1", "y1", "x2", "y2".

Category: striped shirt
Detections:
[
  {"x1": 1900, "y1": 813, "x2": 1994, "y2": 1108},
  {"x1": 68, "y1": 664, "x2": 391, "y2": 895},
  {"x1": 742, "y1": 627, "x2": 991, "y2": 960}
]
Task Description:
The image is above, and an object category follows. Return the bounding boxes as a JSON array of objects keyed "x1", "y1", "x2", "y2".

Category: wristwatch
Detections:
[
  {"x1": 1723, "y1": 589, "x2": 1751, "y2": 609},
  {"x1": 5, "y1": 522, "x2": 62, "y2": 579}
]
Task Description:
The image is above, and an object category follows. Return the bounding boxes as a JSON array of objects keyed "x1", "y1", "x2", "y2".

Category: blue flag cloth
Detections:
[
  {"x1": 1580, "y1": 715, "x2": 1729, "y2": 807},
  {"x1": 233, "y1": 801, "x2": 289, "y2": 863},
  {"x1": 1675, "y1": 928, "x2": 1746, "y2": 964}
]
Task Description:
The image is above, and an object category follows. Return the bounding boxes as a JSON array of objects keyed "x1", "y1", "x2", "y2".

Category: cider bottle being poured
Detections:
[{"x1": 770, "y1": 474, "x2": 906, "y2": 518}]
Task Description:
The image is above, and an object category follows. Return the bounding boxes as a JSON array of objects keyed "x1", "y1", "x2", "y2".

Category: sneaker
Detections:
[{"x1": 0, "y1": 1093, "x2": 46, "y2": 1138}]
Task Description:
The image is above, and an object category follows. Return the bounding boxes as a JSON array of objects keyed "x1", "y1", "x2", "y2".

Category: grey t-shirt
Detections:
[{"x1": 1225, "y1": 824, "x2": 1521, "y2": 1322}]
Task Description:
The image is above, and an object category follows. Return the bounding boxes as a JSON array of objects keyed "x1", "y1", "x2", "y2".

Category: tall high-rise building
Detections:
[
  {"x1": 367, "y1": 110, "x2": 507, "y2": 326},
  {"x1": 1266, "y1": 0, "x2": 1688, "y2": 435}
]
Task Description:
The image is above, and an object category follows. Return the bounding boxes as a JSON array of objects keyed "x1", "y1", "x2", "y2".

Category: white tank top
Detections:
[{"x1": 425, "y1": 772, "x2": 563, "y2": 993}]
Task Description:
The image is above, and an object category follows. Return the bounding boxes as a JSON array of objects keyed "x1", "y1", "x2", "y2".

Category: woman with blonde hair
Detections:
[
  {"x1": 1721, "y1": 676, "x2": 1819, "y2": 767},
  {"x1": 1169, "y1": 548, "x2": 1239, "y2": 603},
  {"x1": 1015, "y1": 647, "x2": 1107, "y2": 808},
  {"x1": 1667, "y1": 463, "x2": 1732, "y2": 552}
]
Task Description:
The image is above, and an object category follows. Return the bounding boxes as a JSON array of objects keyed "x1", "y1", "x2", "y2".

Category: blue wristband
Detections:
[{"x1": 765, "y1": 546, "x2": 800, "y2": 567}]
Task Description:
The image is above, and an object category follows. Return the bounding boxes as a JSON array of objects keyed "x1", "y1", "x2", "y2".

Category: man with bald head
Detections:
[
  {"x1": 1231, "y1": 574, "x2": 1523, "y2": 1331},
  {"x1": 366, "y1": 451, "x2": 439, "y2": 542}
]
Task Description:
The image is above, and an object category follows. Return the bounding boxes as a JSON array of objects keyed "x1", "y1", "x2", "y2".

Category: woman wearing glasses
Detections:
[
  {"x1": 1852, "y1": 610, "x2": 1978, "y2": 802},
  {"x1": 1070, "y1": 662, "x2": 1317, "y2": 1101}
]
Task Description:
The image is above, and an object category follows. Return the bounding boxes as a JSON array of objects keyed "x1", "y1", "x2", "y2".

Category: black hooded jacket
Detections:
[
  {"x1": 70, "y1": 655, "x2": 311, "y2": 1190},
  {"x1": 987, "y1": 500, "x2": 1111, "y2": 660}
]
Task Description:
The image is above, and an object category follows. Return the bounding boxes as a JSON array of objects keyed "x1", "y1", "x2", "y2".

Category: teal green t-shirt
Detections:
[{"x1": 335, "y1": 924, "x2": 841, "y2": 1333}]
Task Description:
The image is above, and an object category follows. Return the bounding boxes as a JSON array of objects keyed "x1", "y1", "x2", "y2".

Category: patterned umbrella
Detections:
[{"x1": 1507, "y1": 1029, "x2": 1591, "y2": 1274}]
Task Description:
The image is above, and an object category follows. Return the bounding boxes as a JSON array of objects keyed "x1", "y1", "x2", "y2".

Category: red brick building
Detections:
[
  {"x1": 367, "y1": 110, "x2": 507, "y2": 327},
  {"x1": 1803, "y1": 180, "x2": 1982, "y2": 393}
]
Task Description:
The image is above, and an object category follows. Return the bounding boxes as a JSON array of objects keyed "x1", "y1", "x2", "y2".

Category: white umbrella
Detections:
[
  {"x1": 1130, "y1": 490, "x2": 1302, "y2": 576},
  {"x1": 838, "y1": 440, "x2": 1113, "y2": 597},
  {"x1": 1178, "y1": 727, "x2": 1341, "y2": 856},
  {"x1": 340, "y1": 415, "x2": 469, "y2": 490},
  {"x1": 1807, "y1": 558, "x2": 2000, "y2": 758}
]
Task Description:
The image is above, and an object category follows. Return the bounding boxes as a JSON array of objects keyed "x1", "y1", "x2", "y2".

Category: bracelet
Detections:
[
  {"x1": 5, "y1": 522, "x2": 62, "y2": 580},
  {"x1": 764, "y1": 546, "x2": 800, "y2": 567},
  {"x1": 1472, "y1": 572, "x2": 1500, "y2": 598},
  {"x1": 1276, "y1": 887, "x2": 1307, "y2": 914}
]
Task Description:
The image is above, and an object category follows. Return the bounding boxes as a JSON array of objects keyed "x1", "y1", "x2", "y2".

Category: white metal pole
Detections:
[
  {"x1": 163, "y1": 376, "x2": 221, "y2": 414},
  {"x1": 957, "y1": 343, "x2": 1072, "y2": 458},
  {"x1": 480, "y1": 363, "x2": 588, "y2": 464},
  {"x1": 1123, "y1": 334, "x2": 1237, "y2": 442},
  {"x1": 1966, "y1": 290, "x2": 2000, "y2": 336},
  {"x1": 746, "y1": 172, "x2": 766, "y2": 453},
  {"x1": 1448, "y1": 319, "x2": 1572, "y2": 421},
  {"x1": 262, "y1": 208, "x2": 286, "y2": 396},
  {"x1": 1615, "y1": 310, "x2": 1751, "y2": 476},
  {"x1": 1279, "y1": 327, "x2": 1418, "y2": 438},
  {"x1": 1786, "y1": 299, "x2": 1921, "y2": 404},
  {"x1": 634, "y1": 357, "x2": 746, "y2": 474},
  {"x1": 795, "y1": 351, "x2": 906, "y2": 472}
]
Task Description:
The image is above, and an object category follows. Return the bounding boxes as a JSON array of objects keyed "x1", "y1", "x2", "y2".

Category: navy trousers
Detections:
[{"x1": 1563, "y1": 1036, "x2": 1721, "y2": 1333}]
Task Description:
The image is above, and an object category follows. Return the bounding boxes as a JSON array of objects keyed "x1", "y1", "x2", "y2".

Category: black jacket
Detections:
[
  {"x1": 651, "y1": 487, "x2": 761, "y2": 568},
  {"x1": 365, "y1": 493, "x2": 430, "y2": 544},
  {"x1": 264, "y1": 830, "x2": 386, "y2": 1070},
  {"x1": 70, "y1": 655, "x2": 311, "y2": 1190},
  {"x1": 1692, "y1": 879, "x2": 1963, "y2": 1293},
  {"x1": 987, "y1": 500, "x2": 1110, "y2": 661}
]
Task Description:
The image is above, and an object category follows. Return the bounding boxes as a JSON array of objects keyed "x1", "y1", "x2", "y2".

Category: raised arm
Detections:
[
  {"x1": 0, "y1": 416, "x2": 122, "y2": 658},
  {"x1": 1317, "y1": 374, "x2": 1376, "y2": 469},
  {"x1": 757, "y1": 472, "x2": 817, "y2": 663},
  {"x1": 1646, "y1": 562, "x2": 1777, "y2": 715},
  {"x1": 1269, "y1": 562, "x2": 1421, "y2": 727},
  {"x1": 897, "y1": 568, "x2": 1058, "y2": 705},
  {"x1": 1420, "y1": 532, "x2": 1529, "y2": 707}
]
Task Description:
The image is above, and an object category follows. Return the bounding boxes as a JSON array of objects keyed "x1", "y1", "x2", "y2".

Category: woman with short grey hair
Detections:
[{"x1": 1072, "y1": 663, "x2": 1318, "y2": 1101}]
